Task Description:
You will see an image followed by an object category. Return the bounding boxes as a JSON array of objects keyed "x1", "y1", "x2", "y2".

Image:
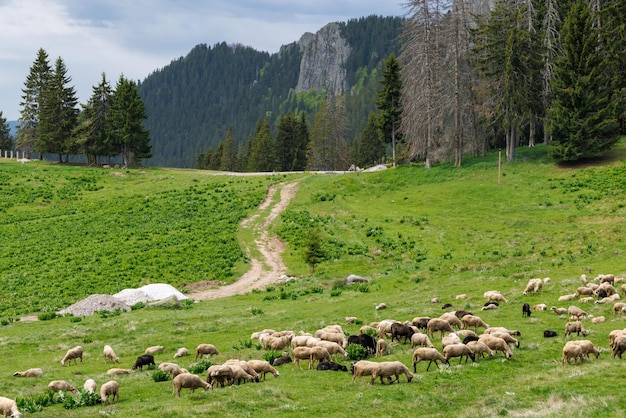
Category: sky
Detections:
[{"x1": 0, "y1": 0, "x2": 407, "y2": 122}]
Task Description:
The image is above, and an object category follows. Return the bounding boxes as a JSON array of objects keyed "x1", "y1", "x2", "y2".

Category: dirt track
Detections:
[{"x1": 187, "y1": 181, "x2": 298, "y2": 300}]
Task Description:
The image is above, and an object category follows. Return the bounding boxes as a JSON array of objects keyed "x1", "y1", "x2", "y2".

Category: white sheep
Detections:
[
  {"x1": 313, "y1": 340, "x2": 347, "y2": 360},
  {"x1": 533, "y1": 303, "x2": 547, "y2": 311},
  {"x1": 613, "y1": 303, "x2": 626, "y2": 317},
  {"x1": 103, "y1": 345, "x2": 119, "y2": 363},
  {"x1": 0, "y1": 396, "x2": 21, "y2": 418},
  {"x1": 224, "y1": 362, "x2": 256, "y2": 385},
  {"x1": 558, "y1": 294, "x2": 577, "y2": 302},
  {"x1": 461, "y1": 314, "x2": 490, "y2": 331},
  {"x1": 443, "y1": 343, "x2": 475, "y2": 364},
  {"x1": 246, "y1": 359, "x2": 279, "y2": 380},
  {"x1": 172, "y1": 373, "x2": 212, "y2": 397},
  {"x1": 195, "y1": 343, "x2": 219, "y2": 360},
  {"x1": 308, "y1": 346, "x2": 331, "y2": 370},
  {"x1": 440, "y1": 312, "x2": 463, "y2": 329},
  {"x1": 564, "y1": 321, "x2": 587, "y2": 337},
  {"x1": 410, "y1": 332, "x2": 435, "y2": 348},
  {"x1": 578, "y1": 297, "x2": 595, "y2": 303},
  {"x1": 412, "y1": 347, "x2": 449, "y2": 372},
  {"x1": 567, "y1": 305, "x2": 588, "y2": 320},
  {"x1": 575, "y1": 286, "x2": 595, "y2": 296},
  {"x1": 370, "y1": 361, "x2": 413, "y2": 384},
  {"x1": 426, "y1": 318, "x2": 455, "y2": 338},
  {"x1": 430, "y1": 297, "x2": 439, "y2": 303},
  {"x1": 12, "y1": 368, "x2": 43, "y2": 378},
  {"x1": 144, "y1": 345, "x2": 164, "y2": 355},
  {"x1": 441, "y1": 333, "x2": 462, "y2": 348},
  {"x1": 375, "y1": 339, "x2": 388, "y2": 357},
  {"x1": 466, "y1": 340, "x2": 494, "y2": 359},
  {"x1": 376, "y1": 320, "x2": 399, "y2": 338},
  {"x1": 592, "y1": 316, "x2": 606, "y2": 324},
  {"x1": 291, "y1": 347, "x2": 313, "y2": 370},
  {"x1": 317, "y1": 332, "x2": 346, "y2": 348},
  {"x1": 522, "y1": 278, "x2": 543, "y2": 295},
  {"x1": 488, "y1": 332, "x2": 520, "y2": 349},
  {"x1": 562, "y1": 343, "x2": 584, "y2": 365},
  {"x1": 250, "y1": 329, "x2": 276, "y2": 340},
  {"x1": 267, "y1": 335, "x2": 293, "y2": 351},
  {"x1": 83, "y1": 378, "x2": 97, "y2": 393},
  {"x1": 550, "y1": 306, "x2": 567, "y2": 315},
  {"x1": 375, "y1": 303, "x2": 387, "y2": 310},
  {"x1": 48, "y1": 380, "x2": 77, "y2": 393},
  {"x1": 100, "y1": 380, "x2": 120, "y2": 404},
  {"x1": 207, "y1": 364, "x2": 234, "y2": 387},
  {"x1": 479, "y1": 336, "x2": 512, "y2": 359},
  {"x1": 60, "y1": 346, "x2": 83, "y2": 366},
  {"x1": 106, "y1": 368, "x2": 131, "y2": 375},
  {"x1": 345, "y1": 316, "x2": 357, "y2": 324},
  {"x1": 174, "y1": 347, "x2": 189, "y2": 358},
  {"x1": 483, "y1": 290, "x2": 508, "y2": 303},
  {"x1": 455, "y1": 294, "x2": 468, "y2": 300},
  {"x1": 569, "y1": 340, "x2": 600, "y2": 359},
  {"x1": 158, "y1": 362, "x2": 187, "y2": 378},
  {"x1": 351, "y1": 360, "x2": 381, "y2": 383}
]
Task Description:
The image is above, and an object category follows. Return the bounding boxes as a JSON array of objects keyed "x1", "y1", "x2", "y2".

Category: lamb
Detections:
[
  {"x1": 103, "y1": 345, "x2": 119, "y2": 364},
  {"x1": 411, "y1": 332, "x2": 435, "y2": 348},
  {"x1": 466, "y1": 340, "x2": 494, "y2": 359},
  {"x1": 83, "y1": 378, "x2": 97, "y2": 393},
  {"x1": 533, "y1": 304, "x2": 547, "y2": 311},
  {"x1": 375, "y1": 339, "x2": 388, "y2": 357},
  {"x1": 371, "y1": 361, "x2": 413, "y2": 384},
  {"x1": 107, "y1": 368, "x2": 131, "y2": 375},
  {"x1": 412, "y1": 347, "x2": 449, "y2": 372},
  {"x1": 523, "y1": 278, "x2": 543, "y2": 295},
  {"x1": 0, "y1": 396, "x2": 21, "y2": 418},
  {"x1": 351, "y1": 360, "x2": 382, "y2": 384},
  {"x1": 522, "y1": 303, "x2": 531, "y2": 317},
  {"x1": 443, "y1": 343, "x2": 476, "y2": 364},
  {"x1": 564, "y1": 321, "x2": 587, "y2": 337},
  {"x1": 144, "y1": 345, "x2": 164, "y2": 355},
  {"x1": 478, "y1": 336, "x2": 512, "y2": 359},
  {"x1": 316, "y1": 361, "x2": 348, "y2": 371},
  {"x1": 195, "y1": 343, "x2": 219, "y2": 360},
  {"x1": 246, "y1": 360, "x2": 279, "y2": 380},
  {"x1": 569, "y1": 340, "x2": 600, "y2": 359},
  {"x1": 543, "y1": 330, "x2": 558, "y2": 338},
  {"x1": 172, "y1": 373, "x2": 212, "y2": 397},
  {"x1": 12, "y1": 368, "x2": 43, "y2": 378},
  {"x1": 461, "y1": 314, "x2": 489, "y2": 331},
  {"x1": 159, "y1": 362, "x2": 187, "y2": 378},
  {"x1": 483, "y1": 290, "x2": 508, "y2": 303},
  {"x1": 567, "y1": 305, "x2": 589, "y2": 320},
  {"x1": 174, "y1": 347, "x2": 189, "y2": 358},
  {"x1": 60, "y1": 345, "x2": 83, "y2": 366},
  {"x1": 100, "y1": 380, "x2": 119, "y2": 404},
  {"x1": 132, "y1": 354, "x2": 156, "y2": 370},
  {"x1": 48, "y1": 380, "x2": 77, "y2": 393},
  {"x1": 426, "y1": 318, "x2": 455, "y2": 338},
  {"x1": 550, "y1": 306, "x2": 567, "y2": 315},
  {"x1": 562, "y1": 343, "x2": 584, "y2": 365}
]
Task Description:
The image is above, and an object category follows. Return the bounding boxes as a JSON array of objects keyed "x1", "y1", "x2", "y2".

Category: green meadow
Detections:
[{"x1": 0, "y1": 141, "x2": 625, "y2": 417}]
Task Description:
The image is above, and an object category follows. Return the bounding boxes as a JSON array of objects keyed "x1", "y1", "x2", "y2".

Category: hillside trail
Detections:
[{"x1": 187, "y1": 180, "x2": 299, "y2": 300}]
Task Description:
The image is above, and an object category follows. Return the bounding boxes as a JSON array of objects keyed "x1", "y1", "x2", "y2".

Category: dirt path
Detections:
[{"x1": 188, "y1": 181, "x2": 299, "y2": 300}]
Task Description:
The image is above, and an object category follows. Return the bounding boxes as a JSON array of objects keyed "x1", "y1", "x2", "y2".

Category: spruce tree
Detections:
[
  {"x1": 547, "y1": 0, "x2": 620, "y2": 162},
  {"x1": 274, "y1": 112, "x2": 297, "y2": 171},
  {"x1": 375, "y1": 53, "x2": 401, "y2": 166},
  {"x1": 293, "y1": 112, "x2": 310, "y2": 171},
  {"x1": 0, "y1": 111, "x2": 12, "y2": 152},
  {"x1": 219, "y1": 125, "x2": 237, "y2": 171},
  {"x1": 356, "y1": 112, "x2": 386, "y2": 168},
  {"x1": 246, "y1": 118, "x2": 275, "y2": 172},
  {"x1": 76, "y1": 73, "x2": 113, "y2": 165}
]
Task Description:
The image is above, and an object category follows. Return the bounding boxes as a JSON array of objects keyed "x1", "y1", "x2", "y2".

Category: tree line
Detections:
[{"x1": 1, "y1": 48, "x2": 151, "y2": 168}]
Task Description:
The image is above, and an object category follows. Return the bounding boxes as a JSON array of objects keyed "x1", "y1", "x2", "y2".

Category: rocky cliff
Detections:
[{"x1": 296, "y1": 22, "x2": 351, "y2": 95}]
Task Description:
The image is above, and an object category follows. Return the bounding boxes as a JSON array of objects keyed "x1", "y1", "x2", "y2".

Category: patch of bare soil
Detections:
[{"x1": 188, "y1": 181, "x2": 299, "y2": 300}]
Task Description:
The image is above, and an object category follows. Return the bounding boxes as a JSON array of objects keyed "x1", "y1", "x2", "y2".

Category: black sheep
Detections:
[
  {"x1": 462, "y1": 335, "x2": 479, "y2": 345},
  {"x1": 522, "y1": 303, "x2": 531, "y2": 317},
  {"x1": 317, "y1": 361, "x2": 348, "y2": 372},
  {"x1": 543, "y1": 330, "x2": 558, "y2": 338},
  {"x1": 391, "y1": 323, "x2": 415, "y2": 344},
  {"x1": 132, "y1": 354, "x2": 155, "y2": 370},
  {"x1": 347, "y1": 334, "x2": 377, "y2": 356},
  {"x1": 271, "y1": 355, "x2": 292, "y2": 366}
]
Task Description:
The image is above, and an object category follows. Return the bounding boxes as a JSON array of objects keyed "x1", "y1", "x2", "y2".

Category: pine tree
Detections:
[
  {"x1": 274, "y1": 112, "x2": 297, "y2": 171},
  {"x1": 304, "y1": 228, "x2": 325, "y2": 273},
  {"x1": 293, "y1": 112, "x2": 310, "y2": 171},
  {"x1": 356, "y1": 112, "x2": 386, "y2": 167},
  {"x1": 547, "y1": 0, "x2": 620, "y2": 162},
  {"x1": 0, "y1": 111, "x2": 12, "y2": 152},
  {"x1": 219, "y1": 125, "x2": 237, "y2": 171},
  {"x1": 307, "y1": 95, "x2": 349, "y2": 171},
  {"x1": 600, "y1": 0, "x2": 626, "y2": 132},
  {"x1": 246, "y1": 118, "x2": 275, "y2": 172},
  {"x1": 375, "y1": 54, "x2": 401, "y2": 166},
  {"x1": 110, "y1": 75, "x2": 152, "y2": 168},
  {"x1": 76, "y1": 73, "x2": 113, "y2": 165},
  {"x1": 16, "y1": 48, "x2": 51, "y2": 156}
]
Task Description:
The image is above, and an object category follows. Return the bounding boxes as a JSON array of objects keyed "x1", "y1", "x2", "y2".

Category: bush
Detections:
[
  {"x1": 346, "y1": 343, "x2": 367, "y2": 361},
  {"x1": 38, "y1": 312, "x2": 57, "y2": 321},
  {"x1": 152, "y1": 370, "x2": 170, "y2": 382},
  {"x1": 131, "y1": 302, "x2": 146, "y2": 310},
  {"x1": 188, "y1": 359, "x2": 212, "y2": 374},
  {"x1": 263, "y1": 350, "x2": 283, "y2": 365},
  {"x1": 69, "y1": 316, "x2": 82, "y2": 323}
]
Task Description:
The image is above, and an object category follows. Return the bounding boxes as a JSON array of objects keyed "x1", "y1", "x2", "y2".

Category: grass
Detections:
[{"x1": 0, "y1": 141, "x2": 625, "y2": 416}]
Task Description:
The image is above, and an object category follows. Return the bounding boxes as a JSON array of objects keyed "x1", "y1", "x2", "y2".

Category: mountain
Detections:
[{"x1": 138, "y1": 15, "x2": 404, "y2": 168}]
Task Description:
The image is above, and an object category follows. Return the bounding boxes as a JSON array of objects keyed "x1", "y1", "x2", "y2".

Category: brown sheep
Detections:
[
  {"x1": 567, "y1": 306, "x2": 588, "y2": 320},
  {"x1": 569, "y1": 340, "x2": 600, "y2": 359},
  {"x1": 371, "y1": 361, "x2": 413, "y2": 384},
  {"x1": 426, "y1": 318, "x2": 454, "y2": 338},
  {"x1": 375, "y1": 339, "x2": 388, "y2": 357},
  {"x1": 461, "y1": 314, "x2": 490, "y2": 331},
  {"x1": 13, "y1": 368, "x2": 43, "y2": 378},
  {"x1": 195, "y1": 344, "x2": 219, "y2": 361},
  {"x1": 479, "y1": 336, "x2": 512, "y2": 359},
  {"x1": 351, "y1": 360, "x2": 381, "y2": 384},
  {"x1": 246, "y1": 360, "x2": 279, "y2": 380},
  {"x1": 412, "y1": 347, "x2": 449, "y2": 372},
  {"x1": 564, "y1": 321, "x2": 587, "y2": 337},
  {"x1": 443, "y1": 343, "x2": 476, "y2": 364},
  {"x1": 291, "y1": 347, "x2": 312, "y2": 370},
  {"x1": 410, "y1": 333, "x2": 435, "y2": 349},
  {"x1": 466, "y1": 340, "x2": 494, "y2": 359}
]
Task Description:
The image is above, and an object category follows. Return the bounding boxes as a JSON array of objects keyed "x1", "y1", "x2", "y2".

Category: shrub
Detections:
[
  {"x1": 251, "y1": 307, "x2": 264, "y2": 315},
  {"x1": 152, "y1": 370, "x2": 170, "y2": 382},
  {"x1": 263, "y1": 350, "x2": 283, "y2": 365},
  {"x1": 346, "y1": 343, "x2": 367, "y2": 361},
  {"x1": 131, "y1": 302, "x2": 146, "y2": 310},
  {"x1": 69, "y1": 316, "x2": 82, "y2": 323},
  {"x1": 188, "y1": 359, "x2": 212, "y2": 374},
  {"x1": 38, "y1": 312, "x2": 57, "y2": 321}
]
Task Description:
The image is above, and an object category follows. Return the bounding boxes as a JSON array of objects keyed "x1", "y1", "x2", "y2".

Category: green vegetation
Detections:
[{"x1": 0, "y1": 141, "x2": 624, "y2": 416}]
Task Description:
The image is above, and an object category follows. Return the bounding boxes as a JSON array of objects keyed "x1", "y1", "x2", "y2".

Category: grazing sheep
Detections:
[
  {"x1": 558, "y1": 294, "x2": 577, "y2": 302},
  {"x1": 522, "y1": 303, "x2": 531, "y2": 317},
  {"x1": 159, "y1": 362, "x2": 187, "y2": 378},
  {"x1": 568, "y1": 306, "x2": 589, "y2": 320},
  {"x1": 318, "y1": 332, "x2": 346, "y2": 348},
  {"x1": 309, "y1": 346, "x2": 332, "y2": 370},
  {"x1": 592, "y1": 316, "x2": 606, "y2": 324},
  {"x1": 410, "y1": 333, "x2": 435, "y2": 349},
  {"x1": 550, "y1": 306, "x2": 567, "y2": 315},
  {"x1": 461, "y1": 314, "x2": 489, "y2": 331},
  {"x1": 596, "y1": 274, "x2": 616, "y2": 284},
  {"x1": 412, "y1": 317, "x2": 431, "y2": 331},
  {"x1": 132, "y1": 354, "x2": 156, "y2": 370},
  {"x1": 224, "y1": 360, "x2": 259, "y2": 383},
  {"x1": 441, "y1": 333, "x2": 462, "y2": 349},
  {"x1": 569, "y1": 340, "x2": 600, "y2": 359},
  {"x1": 250, "y1": 329, "x2": 276, "y2": 340},
  {"x1": 195, "y1": 344, "x2": 219, "y2": 361},
  {"x1": 440, "y1": 312, "x2": 463, "y2": 329},
  {"x1": 462, "y1": 335, "x2": 479, "y2": 345},
  {"x1": 351, "y1": 360, "x2": 382, "y2": 384},
  {"x1": 375, "y1": 339, "x2": 388, "y2": 357},
  {"x1": 272, "y1": 354, "x2": 292, "y2": 367},
  {"x1": 316, "y1": 361, "x2": 348, "y2": 372},
  {"x1": 533, "y1": 304, "x2": 547, "y2": 311},
  {"x1": 612, "y1": 335, "x2": 626, "y2": 358},
  {"x1": 174, "y1": 347, "x2": 189, "y2": 358},
  {"x1": 347, "y1": 334, "x2": 377, "y2": 356},
  {"x1": 100, "y1": 380, "x2": 119, "y2": 404},
  {"x1": 107, "y1": 368, "x2": 131, "y2": 375},
  {"x1": 575, "y1": 286, "x2": 595, "y2": 296},
  {"x1": 247, "y1": 360, "x2": 279, "y2": 379},
  {"x1": 375, "y1": 303, "x2": 387, "y2": 310},
  {"x1": 483, "y1": 290, "x2": 508, "y2": 303},
  {"x1": 597, "y1": 282, "x2": 617, "y2": 296},
  {"x1": 479, "y1": 336, "x2": 512, "y2": 359},
  {"x1": 564, "y1": 321, "x2": 587, "y2": 337},
  {"x1": 455, "y1": 294, "x2": 468, "y2": 300},
  {"x1": 313, "y1": 340, "x2": 347, "y2": 360},
  {"x1": 0, "y1": 396, "x2": 21, "y2": 418},
  {"x1": 621, "y1": 283, "x2": 626, "y2": 296},
  {"x1": 291, "y1": 347, "x2": 312, "y2": 370},
  {"x1": 613, "y1": 303, "x2": 626, "y2": 317},
  {"x1": 454, "y1": 310, "x2": 473, "y2": 319},
  {"x1": 489, "y1": 332, "x2": 520, "y2": 349},
  {"x1": 412, "y1": 347, "x2": 449, "y2": 372},
  {"x1": 48, "y1": 380, "x2": 77, "y2": 393},
  {"x1": 484, "y1": 327, "x2": 521, "y2": 336},
  {"x1": 144, "y1": 345, "x2": 164, "y2": 355},
  {"x1": 172, "y1": 373, "x2": 211, "y2": 397},
  {"x1": 103, "y1": 345, "x2": 119, "y2": 364},
  {"x1": 543, "y1": 330, "x2": 558, "y2": 338},
  {"x1": 391, "y1": 323, "x2": 415, "y2": 343},
  {"x1": 523, "y1": 278, "x2": 543, "y2": 295},
  {"x1": 268, "y1": 335, "x2": 294, "y2": 351},
  {"x1": 371, "y1": 361, "x2": 413, "y2": 384},
  {"x1": 83, "y1": 378, "x2": 97, "y2": 393},
  {"x1": 60, "y1": 346, "x2": 83, "y2": 366},
  {"x1": 596, "y1": 296, "x2": 614, "y2": 304},
  {"x1": 207, "y1": 365, "x2": 234, "y2": 387},
  {"x1": 466, "y1": 341, "x2": 494, "y2": 359},
  {"x1": 562, "y1": 343, "x2": 584, "y2": 365},
  {"x1": 426, "y1": 318, "x2": 455, "y2": 338},
  {"x1": 13, "y1": 368, "x2": 43, "y2": 378},
  {"x1": 443, "y1": 343, "x2": 476, "y2": 364}
]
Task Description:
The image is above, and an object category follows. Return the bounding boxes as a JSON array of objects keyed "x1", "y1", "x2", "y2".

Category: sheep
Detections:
[
  {"x1": 313, "y1": 340, "x2": 347, "y2": 360},
  {"x1": 522, "y1": 303, "x2": 531, "y2": 317},
  {"x1": 100, "y1": 380, "x2": 119, "y2": 404},
  {"x1": 579, "y1": 297, "x2": 595, "y2": 303},
  {"x1": 412, "y1": 347, "x2": 449, "y2": 372},
  {"x1": 523, "y1": 278, "x2": 543, "y2": 295},
  {"x1": 483, "y1": 327, "x2": 521, "y2": 336},
  {"x1": 375, "y1": 303, "x2": 387, "y2": 310},
  {"x1": 103, "y1": 345, "x2": 119, "y2": 364},
  {"x1": 351, "y1": 360, "x2": 382, "y2": 384},
  {"x1": 544, "y1": 330, "x2": 558, "y2": 338},
  {"x1": 564, "y1": 321, "x2": 587, "y2": 337},
  {"x1": 412, "y1": 317, "x2": 431, "y2": 331},
  {"x1": 272, "y1": 354, "x2": 292, "y2": 367},
  {"x1": 431, "y1": 297, "x2": 440, "y2": 303},
  {"x1": 159, "y1": 362, "x2": 187, "y2": 378},
  {"x1": 612, "y1": 335, "x2": 626, "y2": 358},
  {"x1": 597, "y1": 282, "x2": 617, "y2": 296},
  {"x1": 455, "y1": 294, "x2": 468, "y2": 300},
  {"x1": 347, "y1": 334, "x2": 377, "y2": 356},
  {"x1": 558, "y1": 293, "x2": 577, "y2": 302},
  {"x1": 479, "y1": 336, "x2": 512, "y2": 359},
  {"x1": 411, "y1": 332, "x2": 435, "y2": 348},
  {"x1": 318, "y1": 332, "x2": 346, "y2": 348},
  {"x1": 550, "y1": 306, "x2": 567, "y2": 315},
  {"x1": 489, "y1": 332, "x2": 520, "y2": 349},
  {"x1": 533, "y1": 303, "x2": 547, "y2": 311},
  {"x1": 455, "y1": 329, "x2": 477, "y2": 339},
  {"x1": 224, "y1": 360, "x2": 259, "y2": 383},
  {"x1": 443, "y1": 343, "x2": 476, "y2": 364},
  {"x1": 172, "y1": 373, "x2": 212, "y2": 397},
  {"x1": 60, "y1": 345, "x2": 83, "y2": 366},
  {"x1": 207, "y1": 364, "x2": 234, "y2": 387},
  {"x1": 250, "y1": 329, "x2": 276, "y2": 340},
  {"x1": 562, "y1": 343, "x2": 584, "y2": 365},
  {"x1": 48, "y1": 380, "x2": 77, "y2": 393},
  {"x1": 291, "y1": 347, "x2": 312, "y2": 370},
  {"x1": 345, "y1": 316, "x2": 357, "y2": 324},
  {"x1": 441, "y1": 333, "x2": 462, "y2": 349},
  {"x1": 592, "y1": 316, "x2": 606, "y2": 324},
  {"x1": 359, "y1": 325, "x2": 377, "y2": 335},
  {"x1": 440, "y1": 312, "x2": 463, "y2": 329},
  {"x1": 309, "y1": 346, "x2": 332, "y2": 370},
  {"x1": 466, "y1": 340, "x2": 494, "y2": 359},
  {"x1": 567, "y1": 305, "x2": 589, "y2": 320},
  {"x1": 575, "y1": 286, "x2": 595, "y2": 296},
  {"x1": 482, "y1": 303, "x2": 498, "y2": 311},
  {"x1": 370, "y1": 361, "x2": 413, "y2": 384},
  {"x1": 195, "y1": 344, "x2": 219, "y2": 361},
  {"x1": 107, "y1": 368, "x2": 131, "y2": 375},
  {"x1": 247, "y1": 359, "x2": 279, "y2": 380},
  {"x1": 391, "y1": 323, "x2": 415, "y2": 343},
  {"x1": 462, "y1": 335, "x2": 479, "y2": 345},
  {"x1": 461, "y1": 314, "x2": 489, "y2": 331},
  {"x1": 569, "y1": 340, "x2": 600, "y2": 359},
  {"x1": 144, "y1": 345, "x2": 164, "y2": 355},
  {"x1": 376, "y1": 320, "x2": 399, "y2": 338},
  {"x1": 132, "y1": 354, "x2": 155, "y2": 370},
  {"x1": 375, "y1": 339, "x2": 388, "y2": 357},
  {"x1": 317, "y1": 361, "x2": 348, "y2": 371},
  {"x1": 454, "y1": 310, "x2": 474, "y2": 319},
  {"x1": 267, "y1": 335, "x2": 293, "y2": 351},
  {"x1": 0, "y1": 396, "x2": 21, "y2": 418},
  {"x1": 621, "y1": 283, "x2": 626, "y2": 296},
  {"x1": 596, "y1": 273, "x2": 616, "y2": 284},
  {"x1": 12, "y1": 368, "x2": 43, "y2": 378},
  {"x1": 613, "y1": 303, "x2": 626, "y2": 317},
  {"x1": 84, "y1": 378, "x2": 97, "y2": 393},
  {"x1": 596, "y1": 296, "x2": 614, "y2": 304},
  {"x1": 609, "y1": 330, "x2": 626, "y2": 349},
  {"x1": 174, "y1": 347, "x2": 189, "y2": 358},
  {"x1": 483, "y1": 290, "x2": 508, "y2": 303},
  {"x1": 426, "y1": 318, "x2": 455, "y2": 338}
]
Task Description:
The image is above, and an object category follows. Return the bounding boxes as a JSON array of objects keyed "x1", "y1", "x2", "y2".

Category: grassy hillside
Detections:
[{"x1": 0, "y1": 142, "x2": 625, "y2": 417}]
